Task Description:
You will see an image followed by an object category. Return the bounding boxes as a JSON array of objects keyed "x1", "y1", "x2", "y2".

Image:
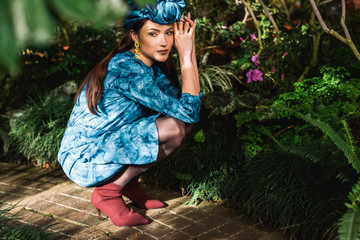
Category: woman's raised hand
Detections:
[{"x1": 174, "y1": 12, "x2": 197, "y2": 61}]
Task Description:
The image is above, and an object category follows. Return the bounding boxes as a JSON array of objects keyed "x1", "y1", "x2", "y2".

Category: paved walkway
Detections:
[{"x1": 0, "y1": 162, "x2": 289, "y2": 240}]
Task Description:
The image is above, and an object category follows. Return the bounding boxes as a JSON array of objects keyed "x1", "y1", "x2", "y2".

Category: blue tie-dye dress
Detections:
[{"x1": 58, "y1": 51, "x2": 201, "y2": 187}]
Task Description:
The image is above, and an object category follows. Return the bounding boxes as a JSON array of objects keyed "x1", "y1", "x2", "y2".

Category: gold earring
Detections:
[{"x1": 134, "y1": 42, "x2": 141, "y2": 60}]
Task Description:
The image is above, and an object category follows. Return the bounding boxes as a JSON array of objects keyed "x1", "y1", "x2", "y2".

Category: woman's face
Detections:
[{"x1": 131, "y1": 20, "x2": 174, "y2": 67}]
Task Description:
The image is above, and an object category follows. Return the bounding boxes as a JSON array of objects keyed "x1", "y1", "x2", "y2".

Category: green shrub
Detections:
[{"x1": 9, "y1": 91, "x2": 73, "y2": 167}]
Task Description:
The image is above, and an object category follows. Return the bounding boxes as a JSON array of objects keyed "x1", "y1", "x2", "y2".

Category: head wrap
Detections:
[{"x1": 124, "y1": 0, "x2": 186, "y2": 30}]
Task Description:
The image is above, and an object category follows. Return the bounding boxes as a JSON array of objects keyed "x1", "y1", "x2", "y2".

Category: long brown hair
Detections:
[{"x1": 75, "y1": 19, "x2": 179, "y2": 115}]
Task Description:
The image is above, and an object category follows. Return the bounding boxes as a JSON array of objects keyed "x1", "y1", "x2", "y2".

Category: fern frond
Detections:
[
  {"x1": 342, "y1": 120, "x2": 358, "y2": 158},
  {"x1": 348, "y1": 178, "x2": 360, "y2": 210},
  {"x1": 283, "y1": 146, "x2": 323, "y2": 163},
  {"x1": 274, "y1": 107, "x2": 360, "y2": 174},
  {"x1": 338, "y1": 209, "x2": 360, "y2": 240}
]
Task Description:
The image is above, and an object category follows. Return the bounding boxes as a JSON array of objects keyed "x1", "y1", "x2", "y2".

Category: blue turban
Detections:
[{"x1": 124, "y1": 0, "x2": 186, "y2": 30}]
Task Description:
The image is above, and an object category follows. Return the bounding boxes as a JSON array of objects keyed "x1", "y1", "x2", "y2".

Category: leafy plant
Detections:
[
  {"x1": 199, "y1": 65, "x2": 242, "y2": 93},
  {"x1": 9, "y1": 89, "x2": 73, "y2": 167}
]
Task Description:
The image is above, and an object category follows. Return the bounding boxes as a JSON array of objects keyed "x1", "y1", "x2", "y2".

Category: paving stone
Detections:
[
  {"x1": 199, "y1": 214, "x2": 229, "y2": 229},
  {"x1": 47, "y1": 204, "x2": 75, "y2": 218},
  {"x1": 164, "y1": 196, "x2": 187, "y2": 207},
  {"x1": 95, "y1": 235, "x2": 114, "y2": 240},
  {"x1": 152, "y1": 211, "x2": 177, "y2": 223},
  {"x1": 260, "y1": 231, "x2": 290, "y2": 240},
  {"x1": 181, "y1": 222, "x2": 211, "y2": 237},
  {"x1": 143, "y1": 206, "x2": 166, "y2": 216},
  {"x1": 142, "y1": 223, "x2": 174, "y2": 238},
  {"x1": 17, "y1": 210, "x2": 44, "y2": 223},
  {"x1": 181, "y1": 207, "x2": 211, "y2": 221},
  {"x1": 232, "y1": 215, "x2": 256, "y2": 227},
  {"x1": 79, "y1": 214, "x2": 101, "y2": 226},
  {"x1": 97, "y1": 219, "x2": 123, "y2": 233},
  {"x1": 165, "y1": 215, "x2": 193, "y2": 229},
  {"x1": 231, "y1": 229, "x2": 262, "y2": 240},
  {"x1": 169, "y1": 203, "x2": 195, "y2": 215},
  {"x1": 72, "y1": 226, "x2": 106, "y2": 239},
  {"x1": 33, "y1": 215, "x2": 58, "y2": 227},
  {"x1": 48, "y1": 220, "x2": 86, "y2": 236},
  {"x1": 135, "y1": 220, "x2": 163, "y2": 231},
  {"x1": 197, "y1": 229, "x2": 228, "y2": 240},
  {"x1": 0, "y1": 163, "x2": 289, "y2": 240},
  {"x1": 217, "y1": 221, "x2": 246, "y2": 236},
  {"x1": 111, "y1": 226, "x2": 140, "y2": 239},
  {"x1": 26, "y1": 200, "x2": 52, "y2": 211},
  {"x1": 128, "y1": 233, "x2": 157, "y2": 240},
  {"x1": 160, "y1": 231, "x2": 192, "y2": 240}
]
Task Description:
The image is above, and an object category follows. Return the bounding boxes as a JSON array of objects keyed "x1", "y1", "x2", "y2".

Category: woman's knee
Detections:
[
  {"x1": 156, "y1": 117, "x2": 187, "y2": 145},
  {"x1": 171, "y1": 120, "x2": 187, "y2": 147}
]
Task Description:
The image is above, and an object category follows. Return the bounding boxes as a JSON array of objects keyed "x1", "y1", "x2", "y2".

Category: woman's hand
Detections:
[{"x1": 174, "y1": 13, "x2": 197, "y2": 61}]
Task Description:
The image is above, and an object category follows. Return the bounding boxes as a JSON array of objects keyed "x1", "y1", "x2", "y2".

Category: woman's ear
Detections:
[{"x1": 129, "y1": 30, "x2": 139, "y2": 43}]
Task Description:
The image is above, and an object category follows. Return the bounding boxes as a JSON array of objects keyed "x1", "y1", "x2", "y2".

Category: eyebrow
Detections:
[{"x1": 148, "y1": 27, "x2": 174, "y2": 32}]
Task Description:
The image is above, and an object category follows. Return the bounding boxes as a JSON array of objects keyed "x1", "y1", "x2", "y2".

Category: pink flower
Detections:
[
  {"x1": 246, "y1": 70, "x2": 253, "y2": 83},
  {"x1": 281, "y1": 74, "x2": 285, "y2": 79},
  {"x1": 240, "y1": 37, "x2": 245, "y2": 42},
  {"x1": 251, "y1": 55, "x2": 259, "y2": 67},
  {"x1": 250, "y1": 32, "x2": 256, "y2": 41},
  {"x1": 271, "y1": 67, "x2": 275, "y2": 72},
  {"x1": 246, "y1": 69, "x2": 263, "y2": 83},
  {"x1": 283, "y1": 52, "x2": 288, "y2": 57},
  {"x1": 253, "y1": 69, "x2": 263, "y2": 81}
]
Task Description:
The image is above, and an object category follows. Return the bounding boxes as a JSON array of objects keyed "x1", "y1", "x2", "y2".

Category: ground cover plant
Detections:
[{"x1": 1, "y1": 1, "x2": 360, "y2": 239}]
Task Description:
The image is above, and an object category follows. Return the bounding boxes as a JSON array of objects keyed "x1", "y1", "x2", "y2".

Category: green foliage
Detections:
[
  {"x1": 274, "y1": 66, "x2": 360, "y2": 121},
  {"x1": 202, "y1": 90, "x2": 260, "y2": 118},
  {"x1": 9, "y1": 90, "x2": 73, "y2": 167},
  {"x1": 338, "y1": 209, "x2": 360, "y2": 240},
  {"x1": 199, "y1": 65, "x2": 241, "y2": 93},
  {"x1": 237, "y1": 145, "x2": 348, "y2": 240},
  {"x1": 281, "y1": 108, "x2": 360, "y2": 174},
  {"x1": 0, "y1": 0, "x2": 132, "y2": 75},
  {"x1": 347, "y1": 179, "x2": 360, "y2": 211}
]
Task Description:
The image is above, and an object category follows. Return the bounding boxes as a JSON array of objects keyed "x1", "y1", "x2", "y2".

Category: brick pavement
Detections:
[{"x1": 0, "y1": 162, "x2": 289, "y2": 240}]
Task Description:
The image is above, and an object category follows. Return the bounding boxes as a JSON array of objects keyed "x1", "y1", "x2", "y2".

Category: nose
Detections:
[{"x1": 159, "y1": 34, "x2": 167, "y2": 47}]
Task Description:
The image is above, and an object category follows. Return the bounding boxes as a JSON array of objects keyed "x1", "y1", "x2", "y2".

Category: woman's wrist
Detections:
[{"x1": 179, "y1": 55, "x2": 193, "y2": 68}]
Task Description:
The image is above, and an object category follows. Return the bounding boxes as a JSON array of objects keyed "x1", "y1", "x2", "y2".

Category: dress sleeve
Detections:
[{"x1": 113, "y1": 60, "x2": 201, "y2": 123}]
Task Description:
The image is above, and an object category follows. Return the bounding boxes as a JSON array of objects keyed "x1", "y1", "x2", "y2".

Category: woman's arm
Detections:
[
  {"x1": 174, "y1": 14, "x2": 200, "y2": 96},
  {"x1": 185, "y1": 12, "x2": 200, "y2": 92}
]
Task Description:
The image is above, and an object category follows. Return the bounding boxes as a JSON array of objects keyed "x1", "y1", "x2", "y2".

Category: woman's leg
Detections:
[
  {"x1": 91, "y1": 117, "x2": 192, "y2": 223},
  {"x1": 112, "y1": 117, "x2": 192, "y2": 187}
]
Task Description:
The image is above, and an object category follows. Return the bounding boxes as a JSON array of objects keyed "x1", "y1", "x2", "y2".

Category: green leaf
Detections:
[
  {"x1": 175, "y1": 173, "x2": 193, "y2": 181},
  {"x1": 275, "y1": 106, "x2": 360, "y2": 174},
  {"x1": 194, "y1": 129, "x2": 205, "y2": 143},
  {"x1": 338, "y1": 209, "x2": 360, "y2": 240}
]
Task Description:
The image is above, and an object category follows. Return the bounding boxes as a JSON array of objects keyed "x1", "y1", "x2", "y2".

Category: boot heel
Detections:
[{"x1": 96, "y1": 208, "x2": 101, "y2": 219}]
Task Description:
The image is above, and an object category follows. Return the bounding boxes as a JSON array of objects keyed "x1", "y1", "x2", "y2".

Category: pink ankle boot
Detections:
[
  {"x1": 91, "y1": 182, "x2": 149, "y2": 226},
  {"x1": 122, "y1": 178, "x2": 165, "y2": 209}
]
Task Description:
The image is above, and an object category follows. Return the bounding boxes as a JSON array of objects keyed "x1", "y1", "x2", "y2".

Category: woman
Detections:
[{"x1": 58, "y1": 0, "x2": 201, "y2": 227}]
